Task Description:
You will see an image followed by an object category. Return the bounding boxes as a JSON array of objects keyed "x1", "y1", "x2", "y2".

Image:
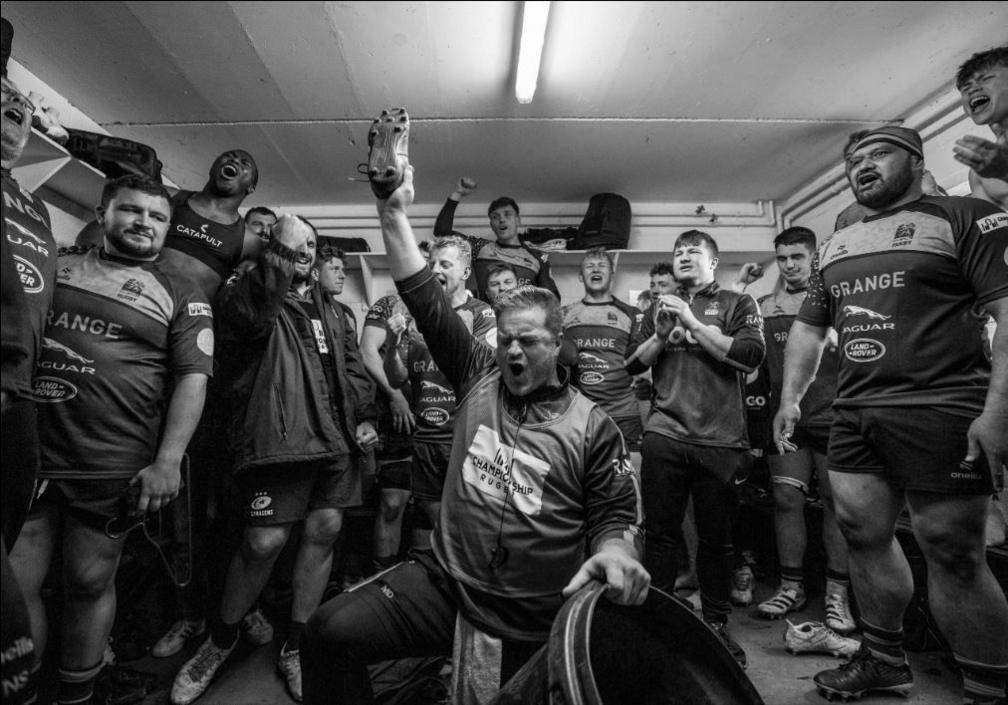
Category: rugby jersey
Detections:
[
  {"x1": 404, "y1": 295, "x2": 496, "y2": 444},
  {"x1": 629, "y1": 282, "x2": 765, "y2": 448},
  {"x1": 561, "y1": 297, "x2": 643, "y2": 422},
  {"x1": 34, "y1": 248, "x2": 214, "y2": 478},
  {"x1": 798, "y1": 196, "x2": 1008, "y2": 415},
  {"x1": 759, "y1": 287, "x2": 837, "y2": 427},
  {"x1": 364, "y1": 294, "x2": 416, "y2": 455},
  {"x1": 3, "y1": 171, "x2": 57, "y2": 397},
  {"x1": 432, "y1": 198, "x2": 561, "y2": 302}
]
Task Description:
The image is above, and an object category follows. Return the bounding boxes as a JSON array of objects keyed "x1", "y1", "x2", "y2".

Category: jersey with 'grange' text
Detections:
[
  {"x1": 561, "y1": 297, "x2": 642, "y2": 422},
  {"x1": 34, "y1": 248, "x2": 214, "y2": 478},
  {"x1": 798, "y1": 196, "x2": 1007, "y2": 415}
]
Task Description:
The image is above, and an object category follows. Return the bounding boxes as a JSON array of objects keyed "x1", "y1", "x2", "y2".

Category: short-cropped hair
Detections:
[
  {"x1": 674, "y1": 230, "x2": 719, "y2": 258},
  {"x1": 774, "y1": 226, "x2": 817, "y2": 252},
  {"x1": 649, "y1": 261, "x2": 675, "y2": 277},
  {"x1": 245, "y1": 206, "x2": 277, "y2": 222},
  {"x1": 488, "y1": 197, "x2": 520, "y2": 217},
  {"x1": 100, "y1": 174, "x2": 171, "y2": 208},
  {"x1": 582, "y1": 246, "x2": 614, "y2": 268},
  {"x1": 493, "y1": 285, "x2": 562, "y2": 339},
  {"x1": 431, "y1": 235, "x2": 472, "y2": 269},
  {"x1": 317, "y1": 244, "x2": 346, "y2": 264},
  {"x1": 486, "y1": 261, "x2": 518, "y2": 279}
]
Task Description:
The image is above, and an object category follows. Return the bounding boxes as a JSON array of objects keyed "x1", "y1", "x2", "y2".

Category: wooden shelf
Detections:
[{"x1": 10, "y1": 128, "x2": 107, "y2": 209}]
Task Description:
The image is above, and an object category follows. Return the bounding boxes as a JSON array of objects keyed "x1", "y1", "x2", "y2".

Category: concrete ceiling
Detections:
[{"x1": 4, "y1": 1, "x2": 1006, "y2": 208}]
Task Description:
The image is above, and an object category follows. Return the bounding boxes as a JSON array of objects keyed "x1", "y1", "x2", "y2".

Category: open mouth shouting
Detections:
[
  {"x1": 220, "y1": 163, "x2": 240, "y2": 179},
  {"x1": 968, "y1": 93, "x2": 991, "y2": 117},
  {"x1": 3, "y1": 105, "x2": 27, "y2": 127},
  {"x1": 855, "y1": 170, "x2": 881, "y2": 191}
]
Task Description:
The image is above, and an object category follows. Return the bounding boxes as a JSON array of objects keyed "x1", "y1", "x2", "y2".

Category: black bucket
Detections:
[{"x1": 489, "y1": 582, "x2": 764, "y2": 705}]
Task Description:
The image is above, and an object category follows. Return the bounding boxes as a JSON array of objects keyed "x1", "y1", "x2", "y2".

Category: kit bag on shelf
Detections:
[
  {"x1": 64, "y1": 128, "x2": 163, "y2": 182},
  {"x1": 321, "y1": 236, "x2": 371, "y2": 253},
  {"x1": 571, "y1": 192, "x2": 631, "y2": 250}
]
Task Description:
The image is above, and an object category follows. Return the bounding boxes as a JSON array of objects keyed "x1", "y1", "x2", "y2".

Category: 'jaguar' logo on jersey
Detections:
[
  {"x1": 421, "y1": 380, "x2": 452, "y2": 395},
  {"x1": 842, "y1": 305, "x2": 890, "y2": 321},
  {"x1": 42, "y1": 337, "x2": 94, "y2": 364},
  {"x1": 892, "y1": 223, "x2": 915, "y2": 246},
  {"x1": 579, "y1": 352, "x2": 608, "y2": 366}
]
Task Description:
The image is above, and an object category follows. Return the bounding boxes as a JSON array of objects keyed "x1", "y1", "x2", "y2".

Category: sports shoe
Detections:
[
  {"x1": 706, "y1": 620, "x2": 747, "y2": 669},
  {"x1": 825, "y1": 590, "x2": 857, "y2": 635},
  {"x1": 241, "y1": 607, "x2": 273, "y2": 646},
  {"x1": 730, "y1": 565, "x2": 755, "y2": 606},
  {"x1": 170, "y1": 635, "x2": 234, "y2": 705},
  {"x1": 814, "y1": 644, "x2": 913, "y2": 700},
  {"x1": 785, "y1": 620, "x2": 860, "y2": 657},
  {"x1": 366, "y1": 108, "x2": 410, "y2": 199},
  {"x1": 277, "y1": 648, "x2": 302, "y2": 702},
  {"x1": 152, "y1": 619, "x2": 207, "y2": 658},
  {"x1": 757, "y1": 584, "x2": 807, "y2": 619}
]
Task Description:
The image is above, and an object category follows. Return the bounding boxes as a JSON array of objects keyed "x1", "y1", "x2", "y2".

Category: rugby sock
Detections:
[
  {"x1": 283, "y1": 621, "x2": 305, "y2": 653},
  {"x1": 209, "y1": 616, "x2": 239, "y2": 650},
  {"x1": 779, "y1": 565, "x2": 804, "y2": 590},
  {"x1": 860, "y1": 619, "x2": 907, "y2": 665},
  {"x1": 955, "y1": 654, "x2": 1007, "y2": 704},
  {"x1": 825, "y1": 569, "x2": 850, "y2": 592},
  {"x1": 56, "y1": 661, "x2": 103, "y2": 705}
]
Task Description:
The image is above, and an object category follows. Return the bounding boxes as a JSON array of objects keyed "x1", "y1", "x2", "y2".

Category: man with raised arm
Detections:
[{"x1": 302, "y1": 162, "x2": 646, "y2": 705}]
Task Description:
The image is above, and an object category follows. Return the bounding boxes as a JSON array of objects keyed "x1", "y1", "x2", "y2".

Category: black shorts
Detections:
[
  {"x1": 766, "y1": 425, "x2": 830, "y2": 456},
  {"x1": 614, "y1": 414, "x2": 644, "y2": 453},
  {"x1": 828, "y1": 406, "x2": 994, "y2": 495},
  {"x1": 238, "y1": 456, "x2": 361, "y2": 526},
  {"x1": 30, "y1": 477, "x2": 133, "y2": 530},
  {"x1": 376, "y1": 455, "x2": 412, "y2": 492},
  {"x1": 411, "y1": 442, "x2": 451, "y2": 502}
]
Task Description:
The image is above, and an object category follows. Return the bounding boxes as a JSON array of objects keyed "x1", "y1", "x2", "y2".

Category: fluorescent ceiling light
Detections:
[{"x1": 515, "y1": 1, "x2": 550, "y2": 104}]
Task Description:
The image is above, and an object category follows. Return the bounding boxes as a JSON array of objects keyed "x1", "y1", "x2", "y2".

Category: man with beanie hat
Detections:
[{"x1": 775, "y1": 125, "x2": 1008, "y2": 704}]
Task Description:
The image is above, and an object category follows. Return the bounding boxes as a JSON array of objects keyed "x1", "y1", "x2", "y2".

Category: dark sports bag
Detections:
[
  {"x1": 320, "y1": 236, "x2": 372, "y2": 253},
  {"x1": 571, "y1": 193, "x2": 631, "y2": 250},
  {"x1": 64, "y1": 128, "x2": 163, "y2": 182}
]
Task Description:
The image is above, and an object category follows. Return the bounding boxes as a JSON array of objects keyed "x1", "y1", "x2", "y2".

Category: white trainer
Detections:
[
  {"x1": 785, "y1": 620, "x2": 860, "y2": 657},
  {"x1": 170, "y1": 635, "x2": 234, "y2": 705},
  {"x1": 152, "y1": 619, "x2": 207, "y2": 658}
]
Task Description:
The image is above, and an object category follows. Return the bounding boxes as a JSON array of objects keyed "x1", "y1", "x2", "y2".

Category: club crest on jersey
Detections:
[
  {"x1": 250, "y1": 492, "x2": 274, "y2": 518},
  {"x1": 607, "y1": 311, "x2": 619, "y2": 324},
  {"x1": 976, "y1": 212, "x2": 1008, "y2": 235},
  {"x1": 118, "y1": 278, "x2": 144, "y2": 302},
  {"x1": 704, "y1": 302, "x2": 719, "y2": 316},
  {"x1": 891, "y1": 222, "x2": 915, "y2": 247}
]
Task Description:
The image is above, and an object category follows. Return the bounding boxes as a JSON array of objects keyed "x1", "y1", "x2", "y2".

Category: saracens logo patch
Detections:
[{"x1": 976, "y1": 212, "x2": 1008, "y2": 234}]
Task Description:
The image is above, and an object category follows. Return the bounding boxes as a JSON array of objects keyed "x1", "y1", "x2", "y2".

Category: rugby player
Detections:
[{"x1": 775, "y1": 125, "x2": 1008, "y2": 703}]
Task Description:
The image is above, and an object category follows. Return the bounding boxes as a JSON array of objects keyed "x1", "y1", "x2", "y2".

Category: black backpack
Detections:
[
  {"x1": 571, "y1": 193, "x2": 631, "y2": 250},
  {"x1": 64, "y1": 128, "x2": 164, "y2": 182}
]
